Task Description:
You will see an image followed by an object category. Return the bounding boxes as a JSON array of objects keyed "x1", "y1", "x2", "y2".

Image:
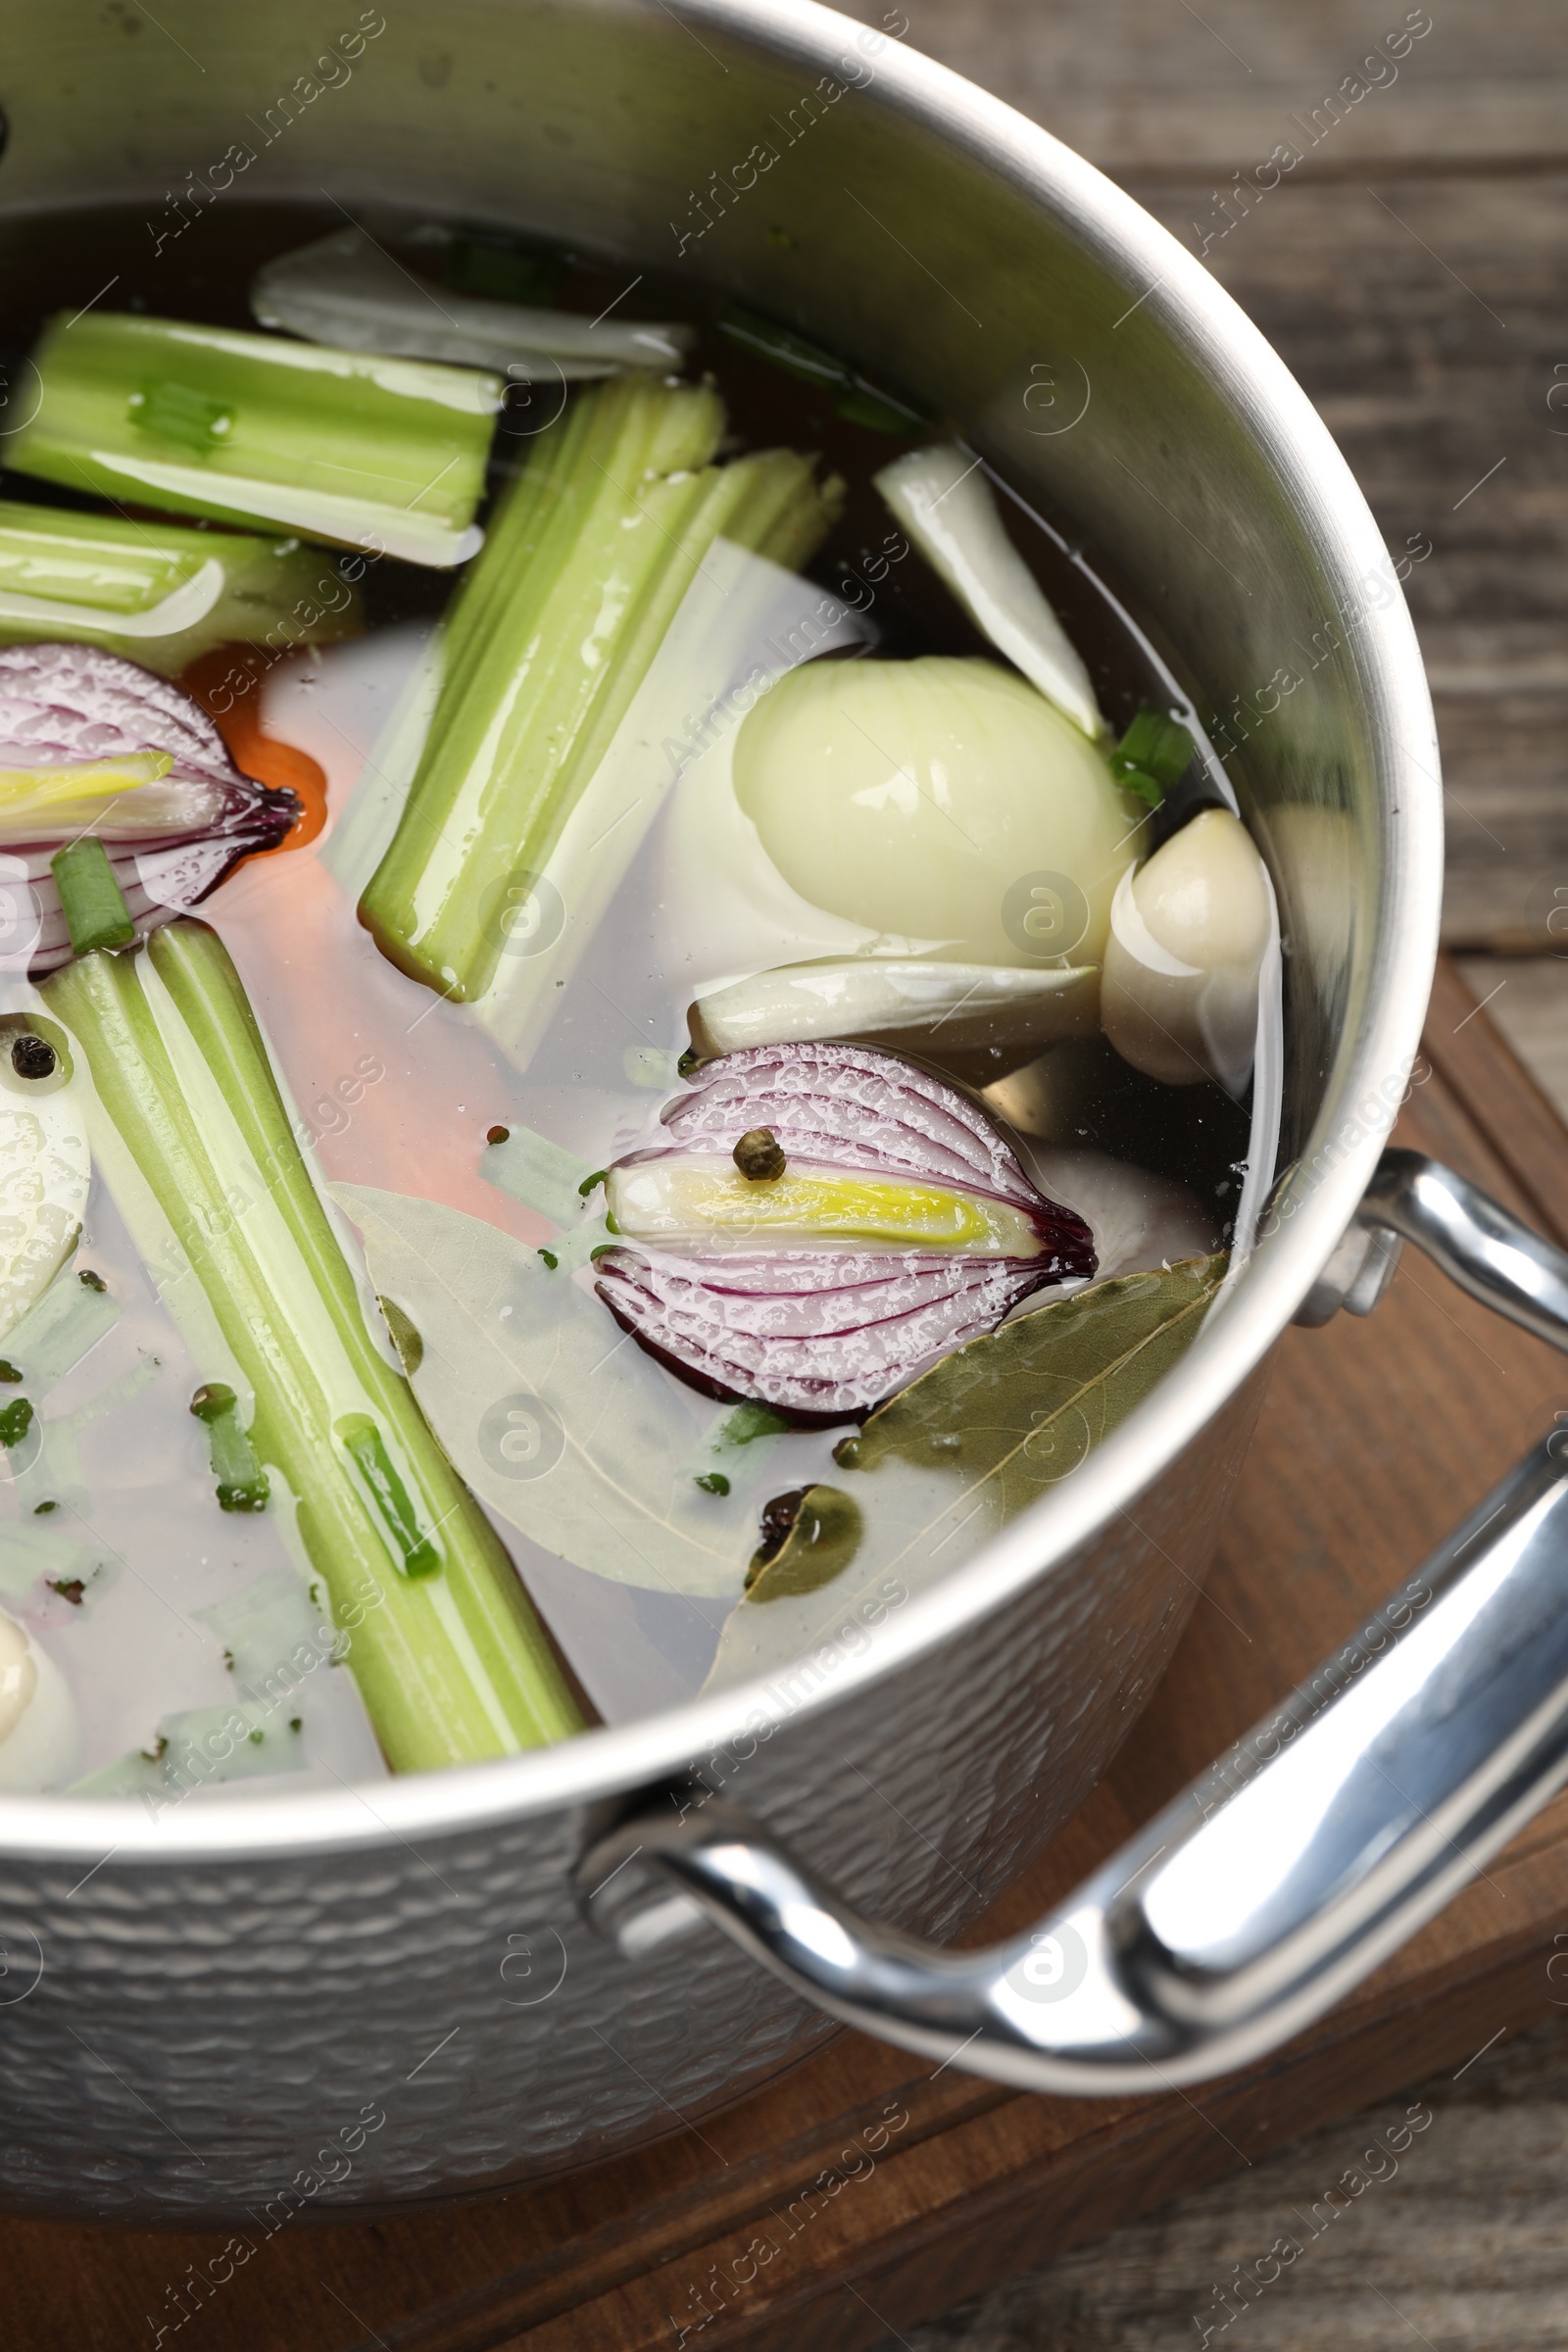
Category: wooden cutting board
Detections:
[{"x1": 17, "y1": 956, "x2": 1568, "y2": 2352}]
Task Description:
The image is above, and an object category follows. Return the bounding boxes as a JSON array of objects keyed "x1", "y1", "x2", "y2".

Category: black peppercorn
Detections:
[{"x1": 732, "y1": 1127, "x2": 786, "y2": 1182}]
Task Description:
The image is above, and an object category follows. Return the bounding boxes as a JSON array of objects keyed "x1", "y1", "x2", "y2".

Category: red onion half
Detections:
[
  {"x1": 0, "y1": 641, "x2": 298, "y2": 974},
  {"x1": 595, "y1": 1041, "x2": 1097, "y2": 1420}
]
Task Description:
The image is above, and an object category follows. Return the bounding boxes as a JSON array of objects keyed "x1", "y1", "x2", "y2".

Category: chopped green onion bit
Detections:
[
  {"x1": 190, "y1": 1381, "x2": 270, "y2": 1513},
  {"x1": 1109, "y1": 708, "x2": 1197, "y2": 809},
  {"x1": 51, "y1": 838, "x2": 136, "y2": 956},
  {"x1": 129, "y1": 379, "x2": 233, "y2": 451},
  {"x1": 336, "y1": 1412, "x2": 441, "y2": 1578}
]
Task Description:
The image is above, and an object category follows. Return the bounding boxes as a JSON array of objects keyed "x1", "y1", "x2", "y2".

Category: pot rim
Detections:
[{"x1": 0, "y1": 0, "x2": 1442, "y2": 1863}]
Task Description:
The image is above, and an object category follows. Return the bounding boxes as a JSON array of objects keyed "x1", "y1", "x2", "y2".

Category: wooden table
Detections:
[{"x1": 15, "y1": 5, "x2": 1568, "y2": 2345}]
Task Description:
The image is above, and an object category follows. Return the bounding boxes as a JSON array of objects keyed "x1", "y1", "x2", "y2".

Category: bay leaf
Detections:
[
  {"x1": 702, "y1": 1253, "x2": 1226, "y2": 1692},
  {"x1": 331, "y1": 1183, "x2": 790, "y2": 1598},
  {"x1": 835, "y1": 1251, "x2": 1228, "y2": 1494}
]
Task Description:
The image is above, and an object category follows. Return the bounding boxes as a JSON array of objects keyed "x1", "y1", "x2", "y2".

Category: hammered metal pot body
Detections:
[
  {"x1": 0, "y1": 1388, "x2": 1258, "y2": 2222},
  {"x1": 0, "y1": 0, "x2": 1440, "y2": 2224}
]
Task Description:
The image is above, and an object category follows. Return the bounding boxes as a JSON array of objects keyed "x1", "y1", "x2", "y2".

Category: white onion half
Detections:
[{"x1": 732, "y1": 656, "x2": 1143, "y2": 969}]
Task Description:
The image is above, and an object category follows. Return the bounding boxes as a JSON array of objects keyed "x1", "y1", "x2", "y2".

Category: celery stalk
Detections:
[
  {"x1": 42, "y1": 920, "x2": 584, "y2": 1770},
  {"x1": 0, "y1": 500, "x2": 364, "y2": 675},
  {"x1": 359, "y1": 374, "x2": 843, "y2": 1009},
  {"x1": 12, "y1": 315, "x2": 502, "y2": 569}
]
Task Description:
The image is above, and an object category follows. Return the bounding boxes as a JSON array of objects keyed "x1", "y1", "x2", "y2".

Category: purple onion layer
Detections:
[
  {"x1": 595, "y1": 1041, "x2": 1097, "y2": 1421},
  {"x1": 0, "y1": 642, "x2": 298, "y2": 974}
]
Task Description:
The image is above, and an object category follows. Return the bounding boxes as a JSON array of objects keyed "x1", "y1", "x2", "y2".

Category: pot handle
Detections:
[{"x1": 582, "y1": 1152, "x2": 1568, "y2": 2092}]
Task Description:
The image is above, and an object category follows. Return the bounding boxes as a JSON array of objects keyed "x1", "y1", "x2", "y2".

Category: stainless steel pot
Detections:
[{"x1": 1, "y1": 0, "x2": 1564, "y2": 2230}]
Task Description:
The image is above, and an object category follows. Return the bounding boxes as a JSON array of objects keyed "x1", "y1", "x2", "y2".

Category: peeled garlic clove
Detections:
[
  {"x1": 690, "y1": 957, "x2": 1100, "y2": 1059},
  {"x1": 1100, "y1": 808, "x2": 1271, "y2": 1092},
  {"x1": 0, "y1": 1609, "x2": 78, "y2": 1792}
]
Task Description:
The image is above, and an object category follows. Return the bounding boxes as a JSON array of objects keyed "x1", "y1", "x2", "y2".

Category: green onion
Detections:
[
  {"x1": 359, "y1": 373, "x2": 843, "y2": 1039},
  {"x1": 189, "y1": 1381, "x2": 270, "y2": 1514},
  {"x1": 129, "y1": 379, "x2": 233, "y2": 451},
  {"x1": 0, "y1": 499, "x2": 364, "y2": 676},
  {"x1": 43, "y1": 920, "x2": 585, "y2": 1770},
  {"x1": 0, "y1": 1396, "x2": 32, "y2": 1448},
  {"x1": 52, "y1": 839, "x2": 136, "y2": 955},
  {"x1": 335, "y1": 1412, "x2": 441, "y2": 1578},
  {"x1": 716, "y1": 306, "x2": 924, "y2": 434},
  {"x1": 1109, "y1": 708, "x2": 1197, "y2": 810},
  {"x1": 12, "y1": 313, "x2": 503, "y2": 568}
]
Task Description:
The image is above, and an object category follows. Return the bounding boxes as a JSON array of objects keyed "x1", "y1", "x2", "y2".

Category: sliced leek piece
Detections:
[
  {"x1": 253, "y1": 228, "x2": 692, "y2": 378},
  {"x1": 690, "y1": 956, "x2": 1101, "y2": 1058},
  {"x1": 875, "y1": 442, "x2": 1104, "y2": 739}
]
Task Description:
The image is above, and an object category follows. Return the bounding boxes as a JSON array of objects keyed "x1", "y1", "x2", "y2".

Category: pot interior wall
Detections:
[{"x1": 0, "y1": 0, "x2": 1400, "y2": 1173}]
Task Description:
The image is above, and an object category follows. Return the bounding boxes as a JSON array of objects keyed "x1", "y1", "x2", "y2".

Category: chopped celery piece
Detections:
[
  {"x1": 0, "y1": 500, "x2": 364, "y2": 676},
  {"x1": 52, "y1": 838, "x2": 136, "y2": 954},
  {"x1": 359, "y1": 373, "x2": 843, "y2": 1015},
  {"x1": 0, "y1": 1517, "x2": 103, "y2": 1609},
  {"x1": 194, "y1": 1566, "x2": 331, "y2": 1698},
  {"x1": 11, "y1": 314, "x2": 503, "y2": 569},
  {"x1": 189, "y1": 1381, "x2": 270, "y2": 1513},
  {"x1": 43, "y1": 920, "x2": 584, "y2": 1770}
]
